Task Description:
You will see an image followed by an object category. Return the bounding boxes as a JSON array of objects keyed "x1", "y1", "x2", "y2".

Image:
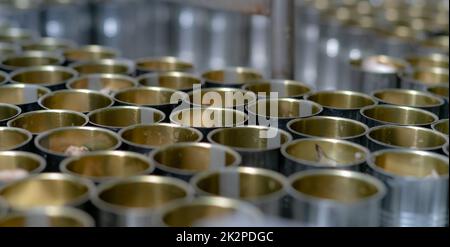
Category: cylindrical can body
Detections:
[{"x1": 288, "y1": 169, "x2": 386, "y2": 227}]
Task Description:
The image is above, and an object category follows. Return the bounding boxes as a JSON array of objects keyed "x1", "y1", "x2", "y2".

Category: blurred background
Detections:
[{"x1": 0, "y1": 0, "x2": 449, "y2": 85}]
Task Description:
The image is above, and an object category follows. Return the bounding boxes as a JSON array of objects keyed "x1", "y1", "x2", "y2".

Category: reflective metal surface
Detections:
[
  {"x1": 88, "y1": 106, "x2": 165, "y2": 132},
  {"x1": 149, "y1": 142, "x2": 241, "y2": 181},
  {"x1": 0, "y1": 206, "x2": 95, "y2": 227},
  {"x1": 242, "y1": 79, "x2": 313, "y2": 99},
  {"x1": 367, "y1": 149, "x2": 449, "y2": 226},
  {"x1": 360, "y1": 104, "x2": 438, "y2": 128},
  {"x1": 288, "y1": 169, "x2": 386, "y2": 226},
  {"x1": 67, "y1": 74, "x2": 138, "y2": 94},
  {"x1": 91, "y1": 175, "x2": 194, "y2": 227},
  {"x1": 137, "y1": 72, "x2": 202, "y2": 92},
  {"x1": 70, "y1": 58, "x2": 135, "y2": 76},
  {"x1": 191, "y1": 167, "x2": 287, "y2": 216},
  {"x1": 0, "y1": 173, "x2": 94, "y2": 211},
  {"x1": 60, "y1": 151, "x2": 155, "y2": 184},
  {"x1": 0, "y1": 84, "x2": 51, "y2": 112},
  {"x1": 9, "y1": 65, "x2": 77, "y2": 90},
  {"x1": 202, "y1": 67, "x2": 263, "y2": 88},
  {"x1": 0, "y1": 51, "x2": 64, "y2": 72},
  {"x1": 135, "y1": 56, "x2": 194, "y2": 75},
  {"x1": 0, "y1": 103, "x2": 21, "y2": 126},
  {"x1": 0, "y1": 127, "x2": 32, "y2": 151},
  {"x1": 119, "y1": 123, "x2": 203, "y2": 155},
  {"x1": 39, "y1": 89, "x2": 114, "y2": 114},
  {"x1": 281, "y1": 138, "x2": 369, "y2": 175},
  {"x1": 207, "y1": 125, "x2": 292, "y2": 171},
  {"x1": 63, "y1": 45, "x2": 119, "y2": 64},
  {"x1": 367, "y1": 125, "x2": 448, "y2": 153},
  {"x1": 287, "y1": 116, "x2": 368, "y2": 145}
]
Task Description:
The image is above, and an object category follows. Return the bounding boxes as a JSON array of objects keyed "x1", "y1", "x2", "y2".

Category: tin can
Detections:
[
  {"x1": 0, "y1": 127, "x2": 32, "y2": 151},
  {"x1": 202, "y1": 67, "x2": 263, "y2": 88},
  {"x1": 10, "y1": 65, "x2": 77, "y2": 90},
  {"x1": 39, "y1": 89, "x2": 114, "y2": 114},
  {"x1": 287, "y1": 116, "x2": 368, "y2": 145},
  {"x1": 148, "y1": 142, "x2": 241, "y2": 181},
  {"x1": 70, "y1": 58, "x2": 135, "y2": 76},
  {"x1": 0, "y1": 103, "x2": 21, "y2": 126},
  {"x1": 0, "y1": 151, "x2": 46, "y2": 186},
  {"x1": 119, "y1": 123, "x2": 203, "y2": 155},
  {"x1": 135, "y1": 56, "x2": 194, "y2": 76},
  {"x1": 34, "y1": 126, "x2": 122, "y2": 171},
  {"x1": 21, "y1": 37, "x2": 77, "y2": 53},
  {"x1": 63, "y1": 45, "x2": 119, "y2": 64},
  {"x1": 91, "y1": 175, "x2": 194, "y2": 227},
  {"x1": 288, "y1": 169, "x2": 386, "y2": 226},
  {"x1": 281, "y1": 138, "x2": 369, "y2": 175},
  {"x1": 360, "y1": 104, "x2": 439, "y2": 128},
  {"x1": 137, "y1": 72, "x2": 202, "y2": 92},
  {"x1": 432, "y1": 119, "x2": 449, "y2": 136},
  {"x1": 60, "y1": 150, "x2": 155, "y2": 184},
  {"x1": 87, "y1": 106, "x2": 165, "y2": 132},
  {"x1": 400, "y1": 67, "x2": 449, "y2": 91},
  {"x1": 242, "y1": 79, "x2": 313, "y2": 99},
  {"x1": 0, "y1": 84, "x2": 51, "y2": 112},
  {"x1": 427, "y1": 85, "x2": 449, "y2": 119},
  {"x1": 0, "y1": 206, "x2": 95, "y2": 227},
  {"x1": 367, "y1": 125, "x2": 448, "y2": 153},
  {"x1": 67, "y1": 73, "x2": 138, "y2": 95},
  {"x1": 207, "y1": 126, "x2": 292, "y2": 171},
  {"x1": 305, "y1": 90, "x2": 377, "y2": 120},
  {"x1": 367, "y1": 149, "x2": 449, "y2": 226},
  {"x1": 372, "y1": 88, "x2": 445, "y2": 116},
  {"x1": 190, "y1": 167, "x2": 288, "y2": 217},
  {"x1": 0, "y1": 51, "x2": 64, "y2": 72},
  {"x1": 0, "y1": 173, "x2": 95, "y2": 211}
]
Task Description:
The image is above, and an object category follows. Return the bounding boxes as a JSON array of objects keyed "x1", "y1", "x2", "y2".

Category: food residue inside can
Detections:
[{"x1": 64, "y1": 145, "x2": 90, "y2": 156}]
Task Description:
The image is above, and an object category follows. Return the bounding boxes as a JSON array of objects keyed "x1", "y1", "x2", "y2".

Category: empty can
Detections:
[
  {"x1": 0, "y1": 84, "x2": 51, "y2": 112},
  {"x1": 91, "y1": 175, "x2": 194, "y2": 227},
  {"x1": 148, "y1": 142, "x2": 241, "y2": 181},
  {"x1": 119, "y1": 123, "x2": 203, "y2": 155},
  {"x1": 367, "y1": 149, "x2": 449, "y2": 226},
  {"x1": 0, "y1": 103, "x2": 21, "y2": 126},
  {"x1": 10, "y1": 65, "x2": 78, "y2": 90},
  {"x1": 288, "y1": 169, "x2": 386, "y2": 226},
  {"x1": 0, "y1": 127, "x2": 32, "y2": 151}
]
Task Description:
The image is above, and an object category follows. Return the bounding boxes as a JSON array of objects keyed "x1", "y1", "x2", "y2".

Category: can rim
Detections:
[
  {"x1": 360, "y1": 104, "x2": 439, "y2": 127},
  {"x1": 118, "y1": 123, "x2": 203, "y2": 150}
]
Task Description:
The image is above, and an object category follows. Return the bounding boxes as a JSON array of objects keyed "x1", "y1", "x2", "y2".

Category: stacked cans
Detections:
[{"x1": 0, "y1": 0, "x2": 449, "y2": 227}]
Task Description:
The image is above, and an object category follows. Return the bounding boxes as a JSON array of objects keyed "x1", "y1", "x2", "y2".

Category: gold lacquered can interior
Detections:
[
  {"x1": 22, "y1": 38, "x2": 74, "y2": 52},
  {"x1": 37, "y1": 128, "x2": 119, "y2": 155},
  {"x1": 12, "y1": 69, "x2": 74, "y2": 85},
  {"x1": 69, "y1": 75, "x2": 136, "y2": 92},
  {"x1": 137, "y1": 57, "x2": 193, "y2": 72},
  {"x1": 195, "y1": 170, "x2": 284, "y2": 199},
  {"x1": 40, "y1": 91, "x2": 112, "y2": 113},
  {"x1": 0, "y1": 152, "x2": 42, "y2": 172},
  {"x1": 98, "y1": 179, "x2": 188, "y2": 209},
  {"x1": 138, "y1": 72, "x2": 200, "y2": 90},
  {"x1": 114, "y1": 88, "x2": 179, "y2": 106},
  {"x1": 171, "y1": 108, "x2": 247, "y2": 128},
  {"x1": 0, "y1": 29, "x2": 34, "y2": 43},
  {"x1": 64, "y1": 153, "x2": 151, "y2": 179},
  {"x1": 153, "y1": 145, "x2": 237, "y2": 172},
  {"x1": 0, "y1": 104, "x2": 19, "y2": 121},
  {"x1": 72, "y1": 62, "x2": 130, "y2": 75},
  {"x1": 0, "y1": 213, "x2": 88, "y2": 227},
  {"x1": 374, "y1": 89, "x2": 443, "y2": 107},
  {"x1": 163, "y1": 203, "x2": 237, "y2": 227},
  {"x1": 9, "y1": 111, "x2": 87, "y2": 134},
  {"x1": 369, "y1": 126, "x2": 447, "y2": 149},
  {"x1": 64, "y1": 46, "x2": 117, "y2": 62},
  {"x1": 189, "y1": 88, "x2": 256, "y2": 108},
  {"x1": 0, "y1": 176, "x2": 89, "y2": 209},
  {"x1": 89, "y1": 107, "x2": 164, "y2": 128},
  {"x1": 406, "y1": 54, "x2": 449, "y2": 69},
  {"x1": 202, "y1": 68, "x2": 263, "y2": 85},
  {"x1": 243, "y1": 80, "x2": 312, "y2": 98},
  {"x1": 373, "y1": 151, "x2": 449, "y2": 178},
  {"x1": 433, "y1": 119, "x2": 449, "y2": 135},
  {"x1": 209, "y1": 127, "x2": 290, "y2": 149},
  {"x1": 362, "y1": 106, "x2": 436, "y2": 125},
  {"x1": 307, "y1": 91, "x2": 375, "y2": 109},
  {"x1": 3, "y1": 56, "x2": 61, "y2": 68},
  {"x1": 410, "y1": 68, "x2": 449, "y2": 86},
  {"x1": 121, "y1": 125, "x2": 201, "y2": 147},
  {"x1": 0, "y1": 85, "x2": 50, "y2": 105},
  {"x1": 427, "y1": 86, "x2": 449, "y2": 99},
  {"x1": 289, "y1": 117, "x2": 366, "y2": 139},
  {"x1": 291, "y1": 173, "x2": 379, "y2": 203},
  {"x1": 0, "y1": 128, "x2": 30, "y2": 151},
  {"x1": 249, "y1": 99, "x2": 322, "y2": 118},
  {"x1": 285, "y1": 139, "x2": 366, "y2": 166}
]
